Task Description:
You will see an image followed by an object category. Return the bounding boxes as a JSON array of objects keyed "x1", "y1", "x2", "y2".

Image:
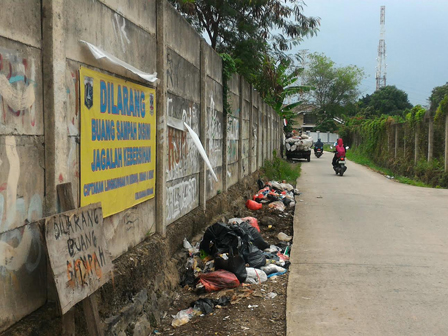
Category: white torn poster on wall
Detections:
[
  {"x1": 184, "y1": 122, "x2": 218, "y2": 182},
  {"x1": 80, "y1": 40, "x2": 157, "y2": 83}
]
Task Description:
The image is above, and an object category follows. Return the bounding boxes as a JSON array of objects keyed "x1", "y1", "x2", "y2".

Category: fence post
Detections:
[
  {"x1": 403, "y1": 126, "x2": 406, "y2": 157},
  {"x1": 394, "y1": 124, "x2": 398, "y2": 159},
  {"x1": 268, "y1": 111, "x2": 271, "y2": 159},
  {"x1": 42, "y1": 0, "x2": 66, "y2": 216},
  {"x1": 428, "y1": 118, "x2": 434, "y2": 162},
  {"x1": 249, "y1": 85, "x2": 254, "y2": 173},
  {"x1": 445, "y1": 115, "x2": 448, "y2": 171},
  {"x1": 261, "y1": 104, "x2": 265, "y2": 164},
  {"x1": 238, "y1": 76, "x2": 243, "y2": 181},
  {"x1": 414, "y1": 125, "x2": 419, "y2": 164},
  {"x1": 199, "y1": 40, "x2": 207, "y2": 211},
  {"x1": 155, "y1": 0, "x2": 167, "y2": 236}
]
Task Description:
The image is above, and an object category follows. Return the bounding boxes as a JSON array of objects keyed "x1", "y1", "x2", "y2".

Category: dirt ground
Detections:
[{"x1": 155, "y1": 200, "x2": 295, "y2": 336}]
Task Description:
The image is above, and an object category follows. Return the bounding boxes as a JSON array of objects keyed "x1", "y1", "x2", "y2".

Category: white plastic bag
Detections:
[
  {"x1": 245, "y1": 267, "x2": 267, "y2": 284},
  {"x1": 277, "y1": 232, "x2": 292, "y2": 242},
  {"x1": 264, "y1": 245, "x2": 282, "y2": 253},
  {"x1": 279, "y1": 183, "x2": 294, "y2": 191},
  {"x1": 268, "y1": 201, "x2": 286, "y2": 212},
  {"x1": 261, "y1": 264, "x2": 286, "y2": 275},
  {"x1": 172, "y1": 307, "x2": 199, "y2": 328}
]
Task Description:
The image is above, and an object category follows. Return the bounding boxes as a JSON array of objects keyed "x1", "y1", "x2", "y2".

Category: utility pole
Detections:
[{"x1": 376, "y1": 6, "x2": 387, "y2": 91}]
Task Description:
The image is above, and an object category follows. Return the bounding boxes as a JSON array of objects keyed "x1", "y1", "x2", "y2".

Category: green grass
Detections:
[
  {"x1": 323, "y1": 144, "x2": 333, "y2": 152},
  {"x1": 261, "y1": 152, "x2": 301, "y2": 185},
  {"x1": 346, "y1": 150, "x2": 432, "y2": 188}
]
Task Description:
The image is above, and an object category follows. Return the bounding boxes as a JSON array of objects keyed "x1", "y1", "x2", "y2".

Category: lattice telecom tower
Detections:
[{"x1": 376, "y1": 6, "x2": 387, "y2": 91}]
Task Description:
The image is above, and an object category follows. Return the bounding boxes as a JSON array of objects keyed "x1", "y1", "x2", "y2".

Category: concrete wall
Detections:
[
  {"x1": 0, "y1": 1, "x2": 46, "y2": 332},
  {"x1": 0, "y1": 0, "x2": 282, "y2": 332}
]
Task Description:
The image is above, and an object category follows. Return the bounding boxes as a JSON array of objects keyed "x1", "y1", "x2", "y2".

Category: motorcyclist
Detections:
[
  {"x1": 332, "y1": 138, "x2": 346, "y2": 167},
  {"x1": 314, "y1": 138, "x2": 323, "y2": 154}
]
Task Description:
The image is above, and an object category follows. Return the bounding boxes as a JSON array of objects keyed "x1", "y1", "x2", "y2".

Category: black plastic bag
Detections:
[
  {"x1": 180, "y1": 267, "x2": 196, "y2": 287},
  {"x1": 191, "y1": 298, "x2": 215, "y2": 314},
  {"x1": 228, "y1": 248, "x2": 247, "y2": 282},
  {"x1": 243, "y1": 244, "x2": 266, "y2": 269},
  {"x1": 239, "y1": 222, "x2": 270, "y2": 251},
  {"x1": 214, "y1": 296, "x2": 231, "y2": 306},
  {"x1": 257, "y1": 179, "x2": 265, "y2": 190},
  {"x1": 214, "y1": 248, "x2": 247, "y2": 283},
  {"x1": 200, "y1": 222, "x2": 240, "y2": 255},
  {"x1": 190, "y1": 296, "x2": 231, "y2": 314},
  {"x1": 282, "y1": 198, "x2": 293, "y2": 206}
]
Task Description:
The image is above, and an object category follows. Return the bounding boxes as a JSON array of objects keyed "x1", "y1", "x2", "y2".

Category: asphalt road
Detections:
[{"x1": 286, "y1": 152, "x2": 448, "y2": 336}]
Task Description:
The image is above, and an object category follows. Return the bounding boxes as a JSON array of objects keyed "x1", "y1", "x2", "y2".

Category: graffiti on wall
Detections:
[
  {"x1": 0, "y1": 136, "x2": 45, "y2": 332},
  {"x1": 227, "y1": 111, "x2": 239, "y2": 164},
  {"x1": 0, "y1": 136, "x2": 43, "y2": 273},
  {"x1": 166, "y1": 177, "x2": 198, "y2": 222},
  {"x1": 207, "y1": 94, "x2": 223, "y2": 192},
  {"x1": 0, "y1": 48, "x2": 37, "y2": 132},
  {"x1": 166, "y1": 95, "x2": 200, "y2": 222},
  {"x1": 166, "y1": 96, "x2": 200, "y2": 181},
  {"x1": 207, "y1": 95, "x2": 222, "y2": 168}
]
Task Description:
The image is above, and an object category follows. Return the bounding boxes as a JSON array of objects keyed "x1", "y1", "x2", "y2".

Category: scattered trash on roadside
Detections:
[
  {"x1": 198, "y1": 270, "x2": 240, "y2": 293},
  {"x1": 266, "y1": 292, "x2": 277, "y2": 299},
  {"x1": 170, "y1": 177, "x2": 296, "y2": 329},
  {"x1": 245, "y1": 267, "x2": 268, "y2": 284},
  {"x1": 268, "y1": 201, "x2": 286, "y2": 212},
  {"x1": 246, "y1": 199, "x2": 262, "y2": 210},
  {"x1": 172, "y1": 307, "x2": 201, "y2": 328},
  {"x1": 277, "y1": 232, "x2": 292, "y2": 242}
]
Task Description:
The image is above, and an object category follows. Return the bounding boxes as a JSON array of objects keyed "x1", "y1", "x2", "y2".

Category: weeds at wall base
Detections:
[{"x1": 260, "y1": 151, "x2": 301, "y2": 184}]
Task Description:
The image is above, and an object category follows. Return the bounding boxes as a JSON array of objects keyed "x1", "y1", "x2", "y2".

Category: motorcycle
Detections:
[
  {"x1": 314, "y1": 147, "x2": 323, "y2": 158},
  {"x1": 331, "y1": 146, "x2": 349, "y2": 176},
  {"x1": 333, "y1": 156, "x2": 347, "y2": 176}
]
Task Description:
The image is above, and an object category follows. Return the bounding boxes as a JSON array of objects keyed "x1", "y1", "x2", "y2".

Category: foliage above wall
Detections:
[
  {"x1": 169, "y1": 0, "x2": 320, "y2": 124},
  {"x1": 358, "y1": 85, "x2": 412, "y2": 117},
  {"x1": 221, "y1": 53, "x2": 237, "y2": 116},
  {"x1": 405, "y1": 105, "x2": 426, "y2": 127}
]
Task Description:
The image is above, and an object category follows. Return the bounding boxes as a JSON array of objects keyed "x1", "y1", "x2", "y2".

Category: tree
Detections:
[
  {"x1": 429, "y1": 82, "x2": 448, "y2": 115},
  {"x1": 253, "y1": 55, "x2": 313, "y2": 132},
  {"x1": 168, "y1": 0, "x2": 319, "y2": 51},
  {"x1": 168, "y1": 0, "x2": 319, "y2": 82},
  {"x1": 358, "y1": 85, "x2": 412, "y2": 116},
  {"x1": 302, "y1": 53, "x2": 365, "y2": 130}
]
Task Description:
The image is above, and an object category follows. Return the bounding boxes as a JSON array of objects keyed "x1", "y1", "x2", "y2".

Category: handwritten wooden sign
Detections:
[{"x1": 45, "y1": 204, "x2": 112, "y2": 314}]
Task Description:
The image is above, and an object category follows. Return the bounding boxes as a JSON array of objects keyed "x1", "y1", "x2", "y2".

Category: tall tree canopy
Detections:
[
  {"x1": 429, "y1": 82, "x2": 448, "y2": 114},
  {"x1": 168, "y1": 0, "x2": 319, "y2": 81},
  {"x1": 168, "y1": 0, "x2": 319, "y2": 51},
  {"x1": 302, "y1": 53, "x2": 365, "y2": 129},
  {"x1": 358, "y1": 85, "x2": 412, "y2": 117}
]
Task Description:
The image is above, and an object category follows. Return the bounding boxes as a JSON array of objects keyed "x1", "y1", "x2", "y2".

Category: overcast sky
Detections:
[{"x1": 295, "y1": 0, "x2": 448, "y2": 107}]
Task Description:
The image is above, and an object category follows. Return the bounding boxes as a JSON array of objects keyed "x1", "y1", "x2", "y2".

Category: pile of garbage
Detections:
[
  {"x1": 285, "y1": 134, "x2": 313, "y2": 152},
  {"x1": 246, "y1": 180, "x2": 300, "y2": 211},
  {"x1": 174, "y1": 212, "x2": 292, "y2": 328}
]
